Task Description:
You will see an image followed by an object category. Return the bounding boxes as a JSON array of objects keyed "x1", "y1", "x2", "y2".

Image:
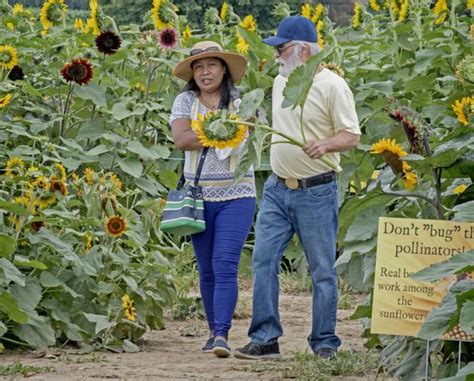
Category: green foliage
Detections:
[{"x1": 0, "y1": 361, "x2": 52, "y2": 376}]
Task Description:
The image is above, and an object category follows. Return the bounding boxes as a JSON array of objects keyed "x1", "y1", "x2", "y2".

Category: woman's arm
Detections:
[{"x1": 171, "y1": 118, "x2": 203, "y2": 151}]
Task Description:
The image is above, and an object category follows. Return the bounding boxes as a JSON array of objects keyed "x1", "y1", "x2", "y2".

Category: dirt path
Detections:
[{"x1": 1, "y1": 293, "x2": 372, "y2": 380}]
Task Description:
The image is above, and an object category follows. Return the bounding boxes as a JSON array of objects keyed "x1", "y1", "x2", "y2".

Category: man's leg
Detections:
[{"x1": 292, "y1": 180, "x2": 341, "y2": 354}]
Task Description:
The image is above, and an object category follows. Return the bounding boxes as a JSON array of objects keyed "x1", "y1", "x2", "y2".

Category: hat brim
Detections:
[
  {"x1": 262, "y1": 36, "x2": 290, "y2": 46},
  {"x1": 173, "y1": 51, "x2": 247, "y2": 83}
]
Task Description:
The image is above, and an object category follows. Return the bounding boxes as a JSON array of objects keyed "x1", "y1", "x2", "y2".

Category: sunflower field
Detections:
[{"x1": 0, "y1": 0, "x2": 473, "y2": 378}]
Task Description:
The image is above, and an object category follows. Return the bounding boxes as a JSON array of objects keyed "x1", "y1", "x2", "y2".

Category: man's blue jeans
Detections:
[{"x1": 248, "y1": 174, "x2": 341, "y2": 352}]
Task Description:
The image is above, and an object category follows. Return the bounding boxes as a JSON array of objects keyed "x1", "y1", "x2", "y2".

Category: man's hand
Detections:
[{"x1": 303, "y1": 139, "x2": 328, "y2": 159}]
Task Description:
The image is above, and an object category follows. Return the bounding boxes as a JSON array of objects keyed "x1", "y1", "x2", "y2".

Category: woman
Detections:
[{"x1": 169, "y1": 41, "x2": 256, "y2": 358}]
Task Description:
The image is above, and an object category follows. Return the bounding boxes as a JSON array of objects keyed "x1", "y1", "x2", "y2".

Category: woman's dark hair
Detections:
[{"x1": 181, "y1": 58, "x2": 236, "y2": 110}]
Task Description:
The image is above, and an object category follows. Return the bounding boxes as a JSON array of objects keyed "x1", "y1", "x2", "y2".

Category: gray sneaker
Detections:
[{"x1": 234, "y1": 341, "x2": 281, "y2": 360}]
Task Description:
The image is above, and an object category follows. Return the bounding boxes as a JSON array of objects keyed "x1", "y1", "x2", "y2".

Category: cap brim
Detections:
[
  {"x1": 173, "y1": 51, "x2": 247, "y2": 83},
  {"x1": 262, "y1": 36, "x2": 290, "y2": 46}
]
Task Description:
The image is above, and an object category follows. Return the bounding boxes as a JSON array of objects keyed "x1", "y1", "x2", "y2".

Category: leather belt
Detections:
[{"x1": 274, "y1": 171, "x2": 336, "y2": 190}]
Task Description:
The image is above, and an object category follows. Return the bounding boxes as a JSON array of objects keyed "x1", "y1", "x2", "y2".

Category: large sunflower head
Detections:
[
  {"x1": 0, "y1": 45, "x2": 18, "y2": 70},
  {"x1": 151, "y1": 0, "x2": 175, "y2": 30},
  {"x1": 40, "y1": 0, "x2": 67, "y2": 32},
  {"x1": 105, "y1": 215, "x2": 127, "y2": 238},
  {"x1": 60, "y1": 58, "x2": 93, "y2": 85},
  {"x1": 95, "y1": 30, "x2": 122, "y2": 55},
  {"x1": 191, "y1": 111, "x2": 247, "y2": 149}
]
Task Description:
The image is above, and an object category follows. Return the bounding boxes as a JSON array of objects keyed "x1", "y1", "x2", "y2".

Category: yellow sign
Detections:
[{"x1": 371, "y1": 217, "x2": 474, "y2": 338}]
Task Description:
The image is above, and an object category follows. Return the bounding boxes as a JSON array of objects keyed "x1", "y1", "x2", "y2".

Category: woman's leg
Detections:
[
  {"x1": 191, "y1": 202, "x2": 218, "y2": 334},
  {"x1": 212, "y1": 197, "x2": 256, "y2": 339}
]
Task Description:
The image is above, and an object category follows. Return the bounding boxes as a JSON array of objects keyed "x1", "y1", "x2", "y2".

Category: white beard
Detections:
[{"x1": 276, "y1": 52, "x2": 305, "y2": 78}]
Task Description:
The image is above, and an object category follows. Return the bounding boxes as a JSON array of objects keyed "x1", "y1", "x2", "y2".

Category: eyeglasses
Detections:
[
  {"x1": 275, "y1": 43, "x2": 296, "y2": 55},
  {"x1": 190, "y1": 46, "x2": 221, "y2": 56}
]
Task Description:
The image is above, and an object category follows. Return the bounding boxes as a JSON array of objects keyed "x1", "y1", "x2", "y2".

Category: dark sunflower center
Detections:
[
  {"x1": 110, "y1": 220, "x2": 123, "y2": 232},
  {"x1": 162, "y1": 32, "x2": 174, "y2": 44},
  {"x1": 68, "y1": 64, "x2": 87, "y2": 80},
  {"x1": 102, "y1": 37, "x2": 116, "y2": 49}
]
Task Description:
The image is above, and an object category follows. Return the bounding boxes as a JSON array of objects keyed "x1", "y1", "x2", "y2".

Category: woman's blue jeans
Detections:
[
  {"x1": 248, "y1": 174, "x2": 341, "y2": 352},
  {"x1": 192, "y1": 197, "x2": 255, "y2": 338}
]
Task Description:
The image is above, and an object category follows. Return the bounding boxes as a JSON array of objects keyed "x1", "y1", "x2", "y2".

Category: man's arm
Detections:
[
  {"x1": 171, "y1": 118, "x2": 203, "y2": 151},
  {"x1": 302, "y1": 130, "x2": 360, "y2": 159}
]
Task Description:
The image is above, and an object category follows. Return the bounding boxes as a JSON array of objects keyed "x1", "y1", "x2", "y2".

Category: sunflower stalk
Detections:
[
  {"x1": 60, "y1": 82, "x2": 75, "y2": 137},
  {"x1": 225, "y1": 119, "x2": 338, "y2": 171}
]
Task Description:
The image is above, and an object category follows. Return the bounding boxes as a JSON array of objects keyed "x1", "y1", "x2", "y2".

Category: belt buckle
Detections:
[{"x1": 284, "y1": 178, "x2": 299, "y2": 189}]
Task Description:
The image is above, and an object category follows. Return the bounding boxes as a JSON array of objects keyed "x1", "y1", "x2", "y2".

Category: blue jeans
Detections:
[
  {"x1": 192, "y1": 197, "x2": 256, "y2": 338},
  {"x1": 248, "y1": 174, "x2": 341, "y2": 352}
]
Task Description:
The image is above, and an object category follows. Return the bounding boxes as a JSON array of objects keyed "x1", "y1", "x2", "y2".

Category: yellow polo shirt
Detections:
[{"x1": 270, "y1": 68, "x2": 360, "y2": 179}]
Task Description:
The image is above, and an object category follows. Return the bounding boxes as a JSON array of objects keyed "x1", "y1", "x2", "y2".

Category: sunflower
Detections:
[
  {"x1": 182, "y1": 25, "x2": 192, "y2": 44},
  {"x1": 369, "y1": 0, "x2": 387, "y2": 11},
  {"x1": 239, "y1": 15, "x2": 256, "y2": 32},
  {"x1": 452, "y1": 96, "x2": 473, "y2": 126},
  {"x1": 101, "y1": 171, "x2": 122, "y2": 192},
  {"x1": 151, "y1": 0, "x2": 174, "y2": 30},
  {"x1": 353, "y1": 2, "x2": 362, "y2": 30},
  {"x1": 40, "y1": 0, "x2": 67, "y2": 32},
  {"x1": 0, "y1": 94, "x2": 13, "y2": 109},
  {"x1": 468, "y1": 0, "x2": 474, "y2": 8},
  {"x1": 8, "y1": 65, "x2": 24, "y2": 81},
  {"x1": 398, "y1": 0, "x2": 409, "y2": 21},
  {"x1": 84, "y1": 232, "x2": 93, "y2": 252},
  {"x1": 220, "y1": 1, "x2": 229, "y2": 22},
  {"x1": 371, "y1": 138, "x2": 407, "y2": 174},
  {"x1": 312, "y1": 3, "x2": 325, "y2": 23},
  {"x1": 301, "y1": 3, "x2": 312, "y2": 19},
  {"x1": 30, "y1": 220, "x2": 46, "y2": 232},
  {"x1": 5, "y1": 157, "x2": 24, "y2": 178},
  {"x1": 236, "y1": 32, "x2": 249, "y2": 54},
  {"x1": 318, "y1": 32, "x2": 325, "y2": 49},
  {"x1": 158, "y1": 28, "x2": 177, "y2": 49},
  {"x1": 455, "y1": 55, "x2": 474, "y2": 85},
  {"x1": 433, "y1": 0, "x2": 448, "y2": 24},
  {"x1": 84, "y1": 0, "x2": 101, "y2": 36},
  {"x1": 401, "y1": 161, "x2": 417, "y2": 189},
  {"x1": 121, "y1": 294, "x2": 137, "y2": 321},
  {"x1": 191, "y1": 112, "x2": 247, "y2": 149},
  {"x1": 74, "y1": 18, "x2": 85, "y2": 32},
  {"x1": 453, "y1": 184, "x2": 468, "y2": 194},
  {"x1": 60, "y1": 58, "x2": 93, "y2": 85},
  {"x1": 0, "y1": 45, "x2": 18, "y2": 70},
  {"x1": 322, "y1": 63, "x2": 345, "y2": 77},
  {"x1": 49, "y1": 175, "x2": 68, "y2": 196},
  {"x1": 32, "y1": 175, "x2": 48, "y2": 189},
  {"x1": 54, "y1": 162, "x2": 67, "y2": 181},
  {"x1": 84, "y1": 167, "x2": 95, "y2": 185},
  {"x1": 13, "y1": 3, "x2": 25, "y2": 15},
  {"x1": 95, "y1": 30, "x2": 122, "y2": 55},
  {"x1": 105, "y1": 215, "x2": 127, "y2": 237}
]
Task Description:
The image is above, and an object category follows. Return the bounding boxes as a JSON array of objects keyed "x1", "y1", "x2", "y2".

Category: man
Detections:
[{"x1": 234, "y1": 15, "x2": 360, "y2": 360}]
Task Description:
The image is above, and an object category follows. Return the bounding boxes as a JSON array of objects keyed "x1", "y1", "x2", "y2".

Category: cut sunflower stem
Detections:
[{"x1": 226, "y1": 119, "x2": 338, "y2": 171}]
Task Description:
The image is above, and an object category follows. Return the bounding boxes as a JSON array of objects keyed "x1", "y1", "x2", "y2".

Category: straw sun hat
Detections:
[{"x1": 173, "y1": 40, "x2": 247, "y2": 83}]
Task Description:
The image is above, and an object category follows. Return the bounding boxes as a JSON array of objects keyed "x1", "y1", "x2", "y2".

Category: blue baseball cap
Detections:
[{"x1": 263, "y1": 15, "x2": 318, "y2": 46}]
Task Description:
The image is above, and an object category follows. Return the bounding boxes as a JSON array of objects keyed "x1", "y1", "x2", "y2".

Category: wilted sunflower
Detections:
[
  {"x1": 455, "y1": 55, "x2": 474, "y2": 85},
  {"x1": 191, "y1": 112, "x2": 247, "y2": 149},
  {"x1": 0, "y1": 45, "x2": 18, "y2": 70},
  {"x1": 239, "y1": 15, "x2": 256, "y2": 32},
  {"x1": 121, "y1": 294, "x2": 136, "y2": 321},
  {"x1": 8, "y1": 65, "x2": 24, "y2": 81},
  {"x1": 5, "y1": 156, "x2": 24, "y2": 178},
  {"x1": 0, "y1": 94, "x2": 13, "y2": 109},
  {"x1": 158, "y1": 28, "x2": 177, "y2": 49},
  {"x1": 151, "y1": 0, "x2": 175, "y2": 30},
  {"x1": 105, "y1": 215, "x2": 127, "y2": 237},
  {"x1": 95, "y1": 30, "x2": 121, "y2": 55},
  {"x1": 60, "y1": 58, "x2": 93, "y2": 85},
  {"x1": 40, "y1": 0, "x2": 67, "y2": 32}
]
